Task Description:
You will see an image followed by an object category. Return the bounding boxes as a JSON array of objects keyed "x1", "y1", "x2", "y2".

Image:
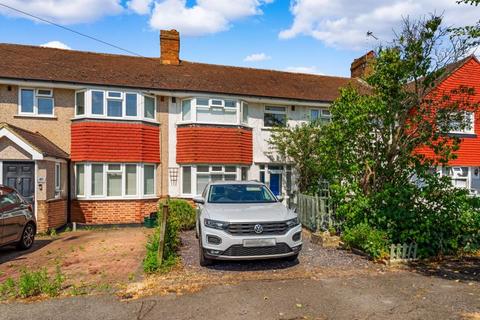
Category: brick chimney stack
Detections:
[
  {"x1": 160, "y1": 30, "x2": 180, "y2": 65},
  {"x1": 350, "y1": 50, "x2": 375, "y2": 78}
]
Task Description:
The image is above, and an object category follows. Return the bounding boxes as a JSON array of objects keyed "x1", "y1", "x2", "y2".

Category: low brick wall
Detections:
[
  {"x1": 71, "y1": 198, "x2": 160, "y2": 225},
  {"x1": 36, "y1": 198, "x2": 68, "y2": 232}
]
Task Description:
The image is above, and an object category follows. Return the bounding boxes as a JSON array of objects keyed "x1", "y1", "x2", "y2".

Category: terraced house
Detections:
[{"x1": 0, "y1": 30, "x2": 364, "y2": 231}]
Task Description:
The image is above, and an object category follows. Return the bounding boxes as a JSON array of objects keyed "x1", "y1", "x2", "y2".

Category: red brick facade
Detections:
[
  {"x1": 71, "y1": 199, "x2": 160, "y2": 225},
  {"x1": 71, "y1": 121, "x2": 161, "y2": 163},
  {"x1": 36, "y1": 199, "x2": 68, "y2": 232},
  {"x1": 176, "y1": 125, "x2": 253, "y2": 165}
]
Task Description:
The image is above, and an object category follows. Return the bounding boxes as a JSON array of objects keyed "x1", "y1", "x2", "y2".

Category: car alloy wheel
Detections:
[{"x1": 19, "y1": 223, "x2": 35, "y2": 250}]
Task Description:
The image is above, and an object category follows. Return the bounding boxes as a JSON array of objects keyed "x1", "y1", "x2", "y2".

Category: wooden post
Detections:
[{"x1": 157, "y1": 204, "x2": 169, "y2": 265}]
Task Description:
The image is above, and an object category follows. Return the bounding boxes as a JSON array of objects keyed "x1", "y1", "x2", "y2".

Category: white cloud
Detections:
[
  {"x1": 285, "y1": 66, "x2": 322, "y2": 74},
  {"x1": 0, "y1": 0, "x2": 123, "y2": 24},
  {"x1": 149, "y1": 0, "x2": 273, "y2": 36},
  {"x1": 280, "y1": 0, "x2": 480, "y2": 50},
  {"x1": 41, "y1": 41, "x2": 71, "y2": 50},
  {"x1": 127, "y1": 0, "x2": 153, "y2": 14},
  {"x1": 244, "y1": 52, "x2": 271, "y2": 62}
]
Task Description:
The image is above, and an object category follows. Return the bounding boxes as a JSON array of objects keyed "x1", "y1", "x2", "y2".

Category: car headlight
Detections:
[
  {"x1": 285, "y1": 217, "x2": 300, "y2": 229},
  {"x1": 204, "y1": 218, "x2": 229, "y2": 230}
]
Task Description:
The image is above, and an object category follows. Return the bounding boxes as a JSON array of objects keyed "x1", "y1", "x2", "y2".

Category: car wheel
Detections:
[
  {"x1": 198, "y1": 237, "x2": 213, "y2": 267},
  {"x1": 17, "y1": 222, "x2": 36, "y2": 250}
]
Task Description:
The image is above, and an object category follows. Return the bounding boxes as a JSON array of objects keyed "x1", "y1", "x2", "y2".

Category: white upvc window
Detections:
[
  {"x1": 442, "y1": 166, "x2": 470, "y2": 189},
  {"x1": 76, "y1": 163, "x2": 156, "y2": 199},
  {"x1": 19, "y1": 88, "x2": 55, "y2": 117},
  {"x1": 449, "y1": 111, "x2": 475, "y2": 134},
  {"x1": 180, "y1": 97, "x2": 245, "y2": 125},
  {"x1": 310, "y1": 108, "x2": 331, "y2": 124},
  {"x1": 264, "y1": 106, "x2": 287, "y2": 127},
  {"x1": 75, "y1": 89, "x2": 156, "y2": 122},
  {"x1": 181, "y1": 165, "x2": 249, "y2": 196}
]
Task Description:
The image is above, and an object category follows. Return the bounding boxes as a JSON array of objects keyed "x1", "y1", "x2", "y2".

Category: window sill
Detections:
[
  {"x1": 75, "y1": 196, "x2": 160, "y2": 201},
  {"x1": 15, "y1": 114, "x2": 57, "y2": 120},
  {"x1": 177, "y1": 121, "x2": 252, "y2": 128}
]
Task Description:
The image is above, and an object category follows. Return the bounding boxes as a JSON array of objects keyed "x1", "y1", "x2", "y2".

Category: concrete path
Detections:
[{"x1": 1, "y1": 272, "x2": 478, "y2": 320}]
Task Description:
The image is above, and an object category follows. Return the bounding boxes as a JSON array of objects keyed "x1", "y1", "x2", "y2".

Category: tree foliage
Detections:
[{"x1": 270, "y1": 14, "x2": 480, "y2": 257}]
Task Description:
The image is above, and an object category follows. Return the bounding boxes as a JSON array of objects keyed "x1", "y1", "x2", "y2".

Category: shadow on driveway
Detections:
[
  {"x1": 0, "y1": 238, "x2": 55, "y2": 265},
  {"x1": 408, "y1": 255, "x2": 480, "y2": 282}
]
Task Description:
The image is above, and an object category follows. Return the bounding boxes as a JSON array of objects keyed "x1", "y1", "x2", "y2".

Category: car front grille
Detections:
[
  {"x1": 221, "y1": 243, "x2": 292, "y2": 257},
  {"x1": 226, "y1": 222, "x2": 289, "y2": 235}
]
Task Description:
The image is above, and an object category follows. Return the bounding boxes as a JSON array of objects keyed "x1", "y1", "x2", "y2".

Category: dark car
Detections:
[{"x1": 0, "y1": 185, "x2": 36, "y2": 250}]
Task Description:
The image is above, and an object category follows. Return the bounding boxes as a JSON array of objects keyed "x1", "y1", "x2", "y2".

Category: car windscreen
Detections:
[{"x1": 208, "y1": 184, "x2": 277, "y2": 203}]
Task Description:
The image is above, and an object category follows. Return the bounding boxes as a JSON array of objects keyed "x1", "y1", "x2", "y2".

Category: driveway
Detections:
[
  {"x1": 0, "y1": 228, "x2": 151, "y2": 292},
  {"x1": 1, "y1": 273, "x2": 479, "y2": 320}
]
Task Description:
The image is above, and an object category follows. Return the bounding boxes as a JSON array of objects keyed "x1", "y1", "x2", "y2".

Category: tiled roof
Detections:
[
  {"x1": 0, "y1": 43, "x2": 364, "y2": 102},
  {"x1": 0, "y1": 123, "x2": 69, "y2": 159}
]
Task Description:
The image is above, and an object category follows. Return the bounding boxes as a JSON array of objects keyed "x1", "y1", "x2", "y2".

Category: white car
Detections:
[{"x1": 194, "y1": 181, "x2": 302, "y2": 266}]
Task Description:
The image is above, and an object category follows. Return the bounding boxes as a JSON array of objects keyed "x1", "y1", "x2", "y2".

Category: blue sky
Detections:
[{"x1": 0, "y1": 0, "x2": 478, "y2": 77}]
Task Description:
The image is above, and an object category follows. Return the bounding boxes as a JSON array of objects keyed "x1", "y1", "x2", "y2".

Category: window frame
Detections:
[
  {"x1": 18, "y1": 87, "x2": 55, "y2": 117},
  {"x1": 448, "y1": 111, "x2": 475, "y2": 135},
  {"x1": 55, "y1": 162, "x2": 61, "y2": 197},
  {"x1": 179, "y1": 97, "x2": 246, "y2": 126},
  {"x1": 264, "y1": 105, "x2": 287, "y2": 128},
  {"x1": 74, "y1": 89, "x2": 157, "y2": 122},
  {"x1": 310, "y1": 108, "x2": 331, "y2": 123},
  {"x1": 180, "y1": 165, "x2": 249, "y2": 196},
  {"x1": 76, "y1": 163, "x2": 157, "y2": 200}
]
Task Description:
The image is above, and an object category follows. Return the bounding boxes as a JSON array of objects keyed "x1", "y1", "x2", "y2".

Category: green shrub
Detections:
[
  {"x1": 0, "y1": 266, "x2": 64, "y2": 300},
  {"x1": 143, "y1": 199, "x2": 188, "y2": 273},
  {"x1": 162, "y1": 199, "x2": 196, "y2": 231},
  {"x1": 342, "y1": 223, "x2": 389, "y2": 260}
]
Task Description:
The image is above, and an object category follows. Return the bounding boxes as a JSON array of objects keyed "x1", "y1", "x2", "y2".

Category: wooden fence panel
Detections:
[{"x1": 295, "y1": 193, "x2": 338, "y2": 232}]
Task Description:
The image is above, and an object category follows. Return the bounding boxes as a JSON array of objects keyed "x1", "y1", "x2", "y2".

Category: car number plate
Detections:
[{"x1": 243, "y1": 238, "x2": 276, "y2": 247}]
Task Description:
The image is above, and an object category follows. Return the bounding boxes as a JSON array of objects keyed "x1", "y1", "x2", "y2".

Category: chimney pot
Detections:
[{"x1": 160, "y1": 29, "x2": 180, "y2": 65}]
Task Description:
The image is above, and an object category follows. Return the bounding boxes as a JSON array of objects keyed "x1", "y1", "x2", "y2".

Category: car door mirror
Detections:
[
  {"x1": 193, "y1": 196, "x2": 205, "y2": 204},
  {"x1": 277, "y1": 195, "x2": 284, "y2": 202}
]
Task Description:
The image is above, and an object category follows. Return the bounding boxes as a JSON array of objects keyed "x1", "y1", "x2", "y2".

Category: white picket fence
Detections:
[
  {"x1": 389, "y1": 243, "x2": 418, "y2": 262},
  {"x1": 295, "y1": 193, "x2": 337, "y2": 232}
]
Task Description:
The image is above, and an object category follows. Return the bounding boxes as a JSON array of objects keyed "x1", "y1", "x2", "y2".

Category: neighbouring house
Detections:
[
  {"x1": 0, "y1": 30, "x2": 364, "y2": 231},
  {"x1": 415, "y1": 55, "x2": 480, "y2": 193}
]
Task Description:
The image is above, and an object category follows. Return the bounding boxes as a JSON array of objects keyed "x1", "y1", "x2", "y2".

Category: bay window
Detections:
[
  {"x1": 75, "y1": 89, "x2": 156, "y2": 121},
  {"x1": 180, "y1": 98, "x2": 245, "y2": 125},
  {"x1": 19, "y1": 88, "x2": 54, "y2": 116},
  {"x1": 76, "y1": 163, "x2": 156, "y2": 199},
  {"x1": 181, "y1": 165, "x2": 249, "y2": 195},
  {"x1": 143, "y1": 164, "x2": 155, "y2": 195},
  {"x1": 144, "y1": 95, "x2": 155, "y2": 119}
]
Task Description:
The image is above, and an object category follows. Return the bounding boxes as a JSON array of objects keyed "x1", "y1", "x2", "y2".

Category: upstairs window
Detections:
[
  {"x1": 449, "y1": 111, "x2": 474, "y2": 134},
  {"x1": 311, "y1": 108, "x2": 331, "y2": 124},
  {"x1": 144, "y1": 95, "x2": 156, "y2": 119},
  {"x1": 19, "y1": 88, "x2": 54, "y2": 116},
  {"x1": 264, "y1": 106, "x2": 287, "y2": 127},
  {"x1": 76, "y1": 91, "x2": 85, "y2": 116},
  {"x1": 180, "y1": 98, "x2": 240, "y2": 124},
  {"x1": 76, "y1": 90, "x2": 156, "y2": 121}
]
